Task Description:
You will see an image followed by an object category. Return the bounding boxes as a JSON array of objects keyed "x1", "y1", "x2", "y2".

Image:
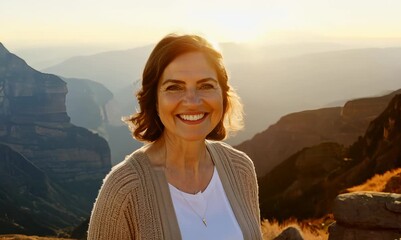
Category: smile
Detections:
[{"x1": 178, "y1": 113, "x2": 207, "y2": 121}]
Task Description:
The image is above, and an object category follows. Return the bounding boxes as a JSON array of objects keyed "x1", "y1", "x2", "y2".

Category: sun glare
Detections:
[{"x1": 214, "y1": 13, "x2": 265, "y2": 43}]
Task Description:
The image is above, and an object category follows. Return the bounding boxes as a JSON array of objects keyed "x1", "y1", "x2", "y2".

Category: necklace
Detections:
[
  {"x1": 178, "y1": 190, "x2": 209, "y2": 227},
  {"x1": 162, "y1": 145, "x2": 213, "y2": 227}
]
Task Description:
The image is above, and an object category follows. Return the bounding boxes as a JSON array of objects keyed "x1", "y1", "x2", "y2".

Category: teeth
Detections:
[{"x1": 179, "y1": 114, "x2": 205, "y2": 121}]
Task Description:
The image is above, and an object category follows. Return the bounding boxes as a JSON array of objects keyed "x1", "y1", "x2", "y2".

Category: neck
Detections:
[
  {"x1": 162, "y1": 133, "x2": 208, "y2": 171},
  {"x1": 146, "y1": 132, "x2": 214, "y2": 193}
]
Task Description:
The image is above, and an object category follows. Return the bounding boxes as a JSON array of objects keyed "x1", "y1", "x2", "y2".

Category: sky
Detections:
[{"x1": 1, "y1": 0, "x2": 401, "y2": 51}]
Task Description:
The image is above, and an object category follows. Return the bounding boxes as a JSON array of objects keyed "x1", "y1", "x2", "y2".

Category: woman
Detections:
[{"x1": 87, "y1": 34, "x2": 262, "y2": 240}]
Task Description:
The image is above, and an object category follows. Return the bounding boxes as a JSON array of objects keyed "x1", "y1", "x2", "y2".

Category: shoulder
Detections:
[
  {"x1": 206, "y1": 140, "x2": 255, "y2": 172},
  {"x1": 88, "y1": 149, "x2": 149, "y2": 239},
  {"x1": 99, "y1": 148, "x2": 149, "y2": 196}
]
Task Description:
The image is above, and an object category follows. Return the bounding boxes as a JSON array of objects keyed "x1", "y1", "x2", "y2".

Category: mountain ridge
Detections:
[
  {"x1": 237, "y1": 88, "x2": 401, "y2": 177},
  {"x1": 258, "y1": 93, "x2": 401, "y2": 221}
]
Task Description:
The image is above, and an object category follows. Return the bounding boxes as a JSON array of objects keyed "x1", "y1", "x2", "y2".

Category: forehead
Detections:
[{"x1": 160, "y1": 52, "x2": 217, "y2": 82}]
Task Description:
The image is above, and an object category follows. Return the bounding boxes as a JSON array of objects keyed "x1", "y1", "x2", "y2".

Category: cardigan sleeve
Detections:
[
  {"x1": 241, "y1": 153, "x2": 261, "y2": 225},
  {"x1": 231, "y1": 147, "x2": 262, "y2": 238},
  {"x1": 87, "y1": 161, "x2": 138, "y2": 240}
]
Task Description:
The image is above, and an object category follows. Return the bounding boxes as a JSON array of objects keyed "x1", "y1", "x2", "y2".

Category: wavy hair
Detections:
[{"x1": 124, "y1": 33, "x2": 243, "y2": 142}]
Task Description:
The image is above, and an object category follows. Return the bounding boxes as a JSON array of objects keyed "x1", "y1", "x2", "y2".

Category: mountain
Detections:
[
  {"x1": 42, "y1": 45, "x2": 153, "y2": 93},
  {"x1": 41, "y1": 42, "x2": 347, "y2": 93},
  {"x1": 228, "y1": 47, "x2": 401, "y2": 144},
  {"x1": 0, "y1": 144, "x2": 86, "y2": 235},
  {"x1": 258, "y1": 93, "x2": 401, "y2": 221},
  {"x1": 62, "y1": 77, "x2": 142, "y2": 165},
  {"x1": 237, "y1": 89, "x2": 401, "y2": 177},
  {"x1": 63, "y1": 77, "x2": 113, "y2": 130},
  {"x1": 15, "y1": 45, "x2": 118, "y2": 70},
  {"x1": 0, "y1": 42, "x2": 111, "y2": 234},
  {"x1": 41, "y1": 44, "x2": 401, "y2": 145}
]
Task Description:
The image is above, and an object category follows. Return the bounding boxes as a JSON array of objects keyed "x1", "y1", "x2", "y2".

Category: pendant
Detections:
[{"x1": 202, "y1": 218, "x2": 207, "y2": 227}]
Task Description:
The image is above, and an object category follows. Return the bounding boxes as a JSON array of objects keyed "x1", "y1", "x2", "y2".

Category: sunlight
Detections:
[
  {"x1": 213, "y1": 12, "x2": 266, "y2": 44},
  {"x1": 182, "y1": 3, "x2": 298, "y2": 45}
]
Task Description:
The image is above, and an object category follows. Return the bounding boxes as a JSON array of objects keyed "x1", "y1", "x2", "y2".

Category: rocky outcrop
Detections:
[
  {"x1": 259, "y1": 94, "x2": 401, "y2": 221},
  {"x1": 236, "y1": 89, "x2": 401, "y2": 177},
  {"x1": 384, "y1": 172, "x2": 401, "y2": 193},
  {"x1": 0, "y1": 43, "x2": 111, "y2": 234},
  {"x1": 63, "y1": 77, "x2": 142, "y2": 165},
  {"x1": 0, "y1": 44, "x2": 69, "y2": 123},
  {"x1": 274, "y1": 226, "x2": 304, "y2": 240},
  {"x1": 0, "y1": 43, "x2": 110, "y2": 184},
  {"x1": 63, "y1": 77, "x2": 113, "y2": 130},
  {"x1": 329, "y1": 192, "x2": 401, "y2": 239}
]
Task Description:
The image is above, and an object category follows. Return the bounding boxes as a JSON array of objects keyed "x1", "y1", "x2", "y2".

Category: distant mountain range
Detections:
[
  {"x1": 43, "y1": 45, "x2": 153, "y2": 93},
  {"x1": 42, "y1": 44, "x2": 401, "y2": 145}
]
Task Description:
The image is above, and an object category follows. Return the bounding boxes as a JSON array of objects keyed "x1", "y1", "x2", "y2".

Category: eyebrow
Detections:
[{"x1": 161, "y1": 78, "x2": 218, "y2": 86}]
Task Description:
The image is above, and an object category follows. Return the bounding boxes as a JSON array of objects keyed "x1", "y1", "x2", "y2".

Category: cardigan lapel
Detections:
[
  {"x1": 152, "y1": 168, "x2": 182, "y2": 240},
  {"x1": 206, "y1": 141, "x2": 253, "y2": 240},
  {"x1": 137, "y1": 151, "x2": 182, "y2": 240}
]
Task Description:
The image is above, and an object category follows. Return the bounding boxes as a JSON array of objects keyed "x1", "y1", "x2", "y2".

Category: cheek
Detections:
[
  {"x1": 157, "y1": 95, "x2": 177, "y2": 125},
  {"x1": 212, "y1": 93, "x2": 224, "y2": 118}
]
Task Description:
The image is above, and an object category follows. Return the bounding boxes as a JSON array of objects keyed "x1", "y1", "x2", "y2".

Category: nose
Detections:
[{"x1": 183, "y1": 88, "x2": 201, "y2": 105}]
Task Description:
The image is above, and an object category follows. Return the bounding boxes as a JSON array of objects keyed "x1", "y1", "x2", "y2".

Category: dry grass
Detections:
[
  {"x1": 0, "y1": 235, "x2": 74, "y2": 240},
  {"x1": 260, "y1": 168, "x2": 401, "y2": 239},
  {"x1": 347, "y1": 168, "x2": 401, "y2": 193},
  {"x1": 261, "y1": 215, "x2": 333, "y2": 240}
]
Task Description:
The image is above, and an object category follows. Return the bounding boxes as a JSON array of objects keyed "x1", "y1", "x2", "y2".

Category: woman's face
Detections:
[{"x1": 157, "y1": 51, "x2": 224, "y2": 142}]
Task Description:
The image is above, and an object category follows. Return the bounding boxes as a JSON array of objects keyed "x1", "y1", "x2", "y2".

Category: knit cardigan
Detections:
[{"x1": 87, "y1": 141, "x2": 262, "y2": 240}]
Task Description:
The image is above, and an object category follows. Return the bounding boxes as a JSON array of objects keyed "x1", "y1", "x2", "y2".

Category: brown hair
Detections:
[{"x1": 124, "y1": 33, "x2": 243, "y2": 142}]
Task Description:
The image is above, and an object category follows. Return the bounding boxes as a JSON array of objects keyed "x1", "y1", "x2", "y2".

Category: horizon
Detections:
[{"x1": 2, "y1": 0, "x2": 401, "y2": 52}]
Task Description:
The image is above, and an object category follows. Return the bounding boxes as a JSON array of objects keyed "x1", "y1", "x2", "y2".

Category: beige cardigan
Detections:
[{"x1": 87, "y1": 141, "x2": 262, "y2": 239}]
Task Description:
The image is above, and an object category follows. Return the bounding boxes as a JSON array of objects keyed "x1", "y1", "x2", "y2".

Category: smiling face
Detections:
[{"x1": 157, "y1": 51, "x2": 224, "y2": 142}]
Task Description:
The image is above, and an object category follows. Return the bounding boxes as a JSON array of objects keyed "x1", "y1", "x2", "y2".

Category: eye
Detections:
[
  {"x1": 198, "y1": 83, "x2": 215, "y2": 90},
  {"x1": 165, "y1": 84, "x2": 184, "y2": 91}
]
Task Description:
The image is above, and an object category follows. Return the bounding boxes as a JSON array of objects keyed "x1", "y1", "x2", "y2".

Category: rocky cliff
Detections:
[
  {"x1": 0, "y1": 143, "x2": 87, "y2": 235},
  {"x1": 237, "y1": 89, "x2": 401, "y2": 177},
  {"x1": 0, "y1": 43, "x2": 111, "y2": 234},
  {"x1": 258, "y1": 93, "x2": 401, "y2": 221},
  {"x1": 62, "y1": 77, "x2": 142, "y2": 165},
  {"x1": 63, "y1": 77, "x2": 113, "y2": 130}
]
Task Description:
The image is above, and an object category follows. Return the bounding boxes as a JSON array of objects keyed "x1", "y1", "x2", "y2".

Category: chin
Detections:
[{"x1": 178, "y1": 133, "x2": 209, "y2": 142}]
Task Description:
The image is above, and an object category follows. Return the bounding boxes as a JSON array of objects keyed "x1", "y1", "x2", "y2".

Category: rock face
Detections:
[
  {"x1": 329, "y1": 192, "x2": 401, "y2": 239},
  {"x1": 0, "y1": 144, "x2": 87, "y2": 235},
  {"x1": 0, "y1": 43, "x2": 111, "y2": 234},
  {"x1": 236, "y1": 89, "x2": 401, "y2": 177},
  {"x1": 259, "y1": 94, "x2": 401, "y2": 221},
  {"x1": 259, "y1": 142, "x2": 346, "y2": 220},
  {"x1": 63, "y1": 77, "x2": 142, "y2": 165},
  {"x1": 63, "y1": 77, "x2": 113, "y2": 130}
]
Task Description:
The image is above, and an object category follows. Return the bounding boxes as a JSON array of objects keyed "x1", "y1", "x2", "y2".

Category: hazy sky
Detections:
[{"x1": 2, "y1": 0, "x2": 401, "y2": 50}]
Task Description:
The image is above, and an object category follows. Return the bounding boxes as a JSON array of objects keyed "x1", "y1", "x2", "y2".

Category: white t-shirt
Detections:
[{"x1": 168, "y1": 167, "x2": 243, "y2": 240}]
